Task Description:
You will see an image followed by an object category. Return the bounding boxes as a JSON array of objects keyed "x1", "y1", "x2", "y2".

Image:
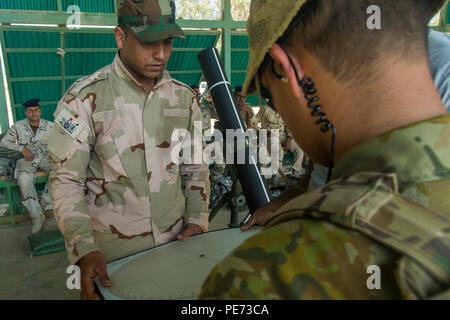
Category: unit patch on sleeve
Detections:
[{"x1": 55, "y1": 108, "x2": 84, "y2": 140}]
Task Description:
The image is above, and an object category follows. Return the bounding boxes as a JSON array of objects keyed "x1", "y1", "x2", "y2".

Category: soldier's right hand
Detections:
[
  {"x1": 77, "y1": 251, "x2": 111, "y2": 300},
  {"x1": 241, "y1": 187, "x2": 304, "y2": 231},
  {"x1": 21, "y1": 148, "x2": 34, "y2": 161},
  {"x1": 241, "y1": 199, "x2": 281, "y2": 231}
]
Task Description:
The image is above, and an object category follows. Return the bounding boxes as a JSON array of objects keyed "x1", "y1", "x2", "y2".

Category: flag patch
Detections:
[{"x1": 55, "y1": 108, "x2": 83, "y2": 140}]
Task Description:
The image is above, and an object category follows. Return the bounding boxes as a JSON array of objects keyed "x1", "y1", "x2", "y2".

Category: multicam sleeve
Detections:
[
  {"x1": 180, "y1": 98, "x2": 211, "y2": 232},
  {"x1": 48, "y1": 94, "x2": 99, "y2": 265},
  {"x1": 0, "y1": 125, "x2": 24, "y2": 153}
]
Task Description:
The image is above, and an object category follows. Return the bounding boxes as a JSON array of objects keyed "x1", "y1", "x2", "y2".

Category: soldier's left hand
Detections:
[{"x1": 176, "y1": 223, "x2": 203, "y2": 241}]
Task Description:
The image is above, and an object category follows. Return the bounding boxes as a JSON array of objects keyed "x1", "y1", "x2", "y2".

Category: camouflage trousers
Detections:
[
  {"x1": 94, "y1": 219, "x2": 184, "y2": 263},
  {"x1": 93, "y1": 229, "x2": 157, "y2": 263},
  {"x1": 15, "y1": 156, "x2": 52, "y2": 218}
]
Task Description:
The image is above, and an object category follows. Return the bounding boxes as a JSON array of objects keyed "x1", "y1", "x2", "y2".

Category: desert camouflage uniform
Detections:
[
  {"x1": 48, "y1": 53, "x2": 210, "y2": 265},
  {"x1": 0, "y1": 119, "x2": 53, "y2": 217},
  {"x1": 199, "y1": 114, "x2": 450, "y2": 300},
  {"x1": 239, "y1": 104, "x2": 259, "y2": 130},
  {"x1": 285, "y1": 129, "x2": 304, "y2": 173},
  {"x1": 257, "y1": 106, "x2": 286, "y2": 168},
  {"x1": 199, "y1": 101, "x2": 218, "y2": 133}
]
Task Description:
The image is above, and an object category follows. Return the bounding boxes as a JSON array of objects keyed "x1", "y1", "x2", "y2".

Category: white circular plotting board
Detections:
[{"x1": 96, "y1": 227, "x2": 262, "y2": 300}]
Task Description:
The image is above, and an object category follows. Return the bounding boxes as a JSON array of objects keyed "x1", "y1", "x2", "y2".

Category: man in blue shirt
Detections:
[{"x1": 428, "y1": 29, "x2": 450, "y2": 111}]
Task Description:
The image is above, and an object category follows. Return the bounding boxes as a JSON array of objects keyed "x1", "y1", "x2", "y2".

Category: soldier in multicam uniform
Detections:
[
  {"x1": 48, "y1": 0, "x2": 210, "y2": 300},
  {"x1": 199, "y1": 0, "x2": 450, "y2": 299},
  {"x1": 0, "y1": 98, "x2": 53, "y2": 234}
]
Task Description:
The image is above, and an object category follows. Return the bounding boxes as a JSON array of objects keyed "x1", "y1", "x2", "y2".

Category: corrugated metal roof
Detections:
[
  {"x1": 447, "y1": 5, "x2": 450, "y2": 24},
  {"x1": 66, "y1": 33, "x2": 116, "y2": 48},
  {"x1": 65, "y1": 51, "x2": 116, "y2": 76},
  {"x1": 231, "y1": 51, "x2": 249, "y2": 71},
  {"x1": 174, "y1": 34, "x2": 218, "y2": 48},
  {"x1": 231, "y1": 35, "x2": 249, "y2": 49},
  {"x1": 230, "y1": 33, "x2": 260, "y2": 105},
  {"x1": 4, "y1": 31, "x2": 60, "y2": 48},
  {"x1": 0, "y1": 0, "x2": 58, "y2": 11},
  {"x1": 9, "y1": 52, "x2": 61, "y2": 77},
  {"x1": 3, "y1": 28, "x2": 223, "y2": 121},
  {"x1": 12, "y1": 80, "x2": 61, "y2": 104},
  {"x1": 0, "y1": 0, "x2": 116, "y2": 13},
  {"x1": 62, "y1": 0, "x2": 116, "y2": 13}
]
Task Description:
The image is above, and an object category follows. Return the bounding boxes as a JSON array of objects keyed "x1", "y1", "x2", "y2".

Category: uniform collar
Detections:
[
  {"x1": 113, "y1": 52, "x2": 173, "y2": 92},
  {"x1": 332, "y1": 113, "x2": 450, "y2": 189}
]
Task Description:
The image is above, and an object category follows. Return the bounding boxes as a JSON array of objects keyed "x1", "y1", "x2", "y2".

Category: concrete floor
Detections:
[{"x1": 0, "y1": 206, "x2": 248, "y2": 300}]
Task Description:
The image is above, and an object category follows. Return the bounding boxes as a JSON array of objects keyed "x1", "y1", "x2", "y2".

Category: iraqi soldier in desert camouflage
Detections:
[
  {"x1": 257, "y1": 105, "x2": 286, "y2": 167},
  {"x1": 0, "y1": 98, "x2": 53, "y2": 234},
  {"x1": 234, "y1": 86, "x2": 259, "y2": 130},
  {"x1": 199, "y1": 0, "x2": 450, "y2": 299},
  {"x1": 284, "y1": 128, "x2": 304, "y2": 174},
  {"x1": 191, "y1": 85, "x2": 218, "y2": 134},
  {"x1": 48, "y1": 0, "x2": 210, "y2": 300}
]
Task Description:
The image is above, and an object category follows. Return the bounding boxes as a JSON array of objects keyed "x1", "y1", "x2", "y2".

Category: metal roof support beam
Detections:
[
  {"x1": 0, "y1": 45, "x2": 8, "y2": 133},
  {"x1": 0, "y1": 30, "x2": 15, "y2": 123},
  {"x1": 0, "y1": 10, "x2": 118, "y2": 26},
  {"x1": 57, "y1": 0, "x2": 63, "y2": 12},
  {"x1": 221, "y1": 0, "x2": 232, "y2": 82},
  {"x1": 60, "y1": 30, "x2": 66, "y2": 98},
  {"x1": 0, "y1": 10, "x2": 246, "y2": 29}
]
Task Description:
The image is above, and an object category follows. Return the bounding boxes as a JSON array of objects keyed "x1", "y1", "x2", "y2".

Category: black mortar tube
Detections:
[{"x1": 198, "y1": 48, "x2": 272, "y2": 214}]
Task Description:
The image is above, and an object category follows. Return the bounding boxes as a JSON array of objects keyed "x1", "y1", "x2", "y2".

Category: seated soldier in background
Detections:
[
  {"x1": 234, "y1": 86, "x2": 259, "y2": 130},
  {"x1": 200, "y1": 0, "x2": 450, "y2": 299},
  {"x1": 0, "y1": 98, "x2": 53, "y2": 234}
]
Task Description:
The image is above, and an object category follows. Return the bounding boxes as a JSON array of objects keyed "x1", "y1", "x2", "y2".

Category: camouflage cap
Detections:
[
  {"x1": 118, "y1": 0, "x2": 185, "y2": 43},
  {"x1": 242, "y1": 0, "x2": 448, "y2": 95}
]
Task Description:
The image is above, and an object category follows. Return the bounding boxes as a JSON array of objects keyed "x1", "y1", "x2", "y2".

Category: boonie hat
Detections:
[{"x1": 242, "y1": 0, "x2": 447, "y2": 96}]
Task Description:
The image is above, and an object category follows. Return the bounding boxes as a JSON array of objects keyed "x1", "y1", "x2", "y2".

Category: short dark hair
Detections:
[
  {"x1": 118, "y1": 22, "x2": 130, "y2": 36},
  {"x1": 234, "y1": 86, "x2": 243, "y2": 94},
  {"x1": 281, "y1": 0, "x2": 434, "y2": 85}
]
